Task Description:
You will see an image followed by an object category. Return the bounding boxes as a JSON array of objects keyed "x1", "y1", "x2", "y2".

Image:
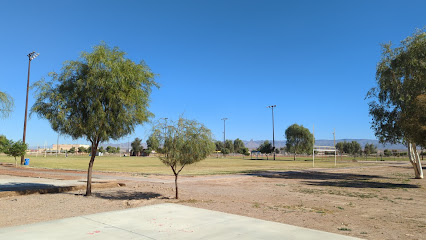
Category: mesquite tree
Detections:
[
  {"x1": 367, "y1": 29, "x2": 425, "y2": 179},
  {"x1": 31, "y1": 43, "x2": 158, "y2": 195},
  {"x1": 150, "y1": 117, "x2": 215, "y2": 199},
  {"x1": 0, "y1": 91, "x2": 14, "y2": 119}
]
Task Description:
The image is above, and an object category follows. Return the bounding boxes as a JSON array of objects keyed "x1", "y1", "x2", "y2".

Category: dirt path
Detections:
[{"x1": 0, "y1": 162, "x2": 425, "y2": 240}]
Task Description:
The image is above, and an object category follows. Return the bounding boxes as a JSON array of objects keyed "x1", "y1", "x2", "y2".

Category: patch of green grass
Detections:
[
  {"x1": 360, "y1": 232, "x2": 368, "y2": 234},
  {"x1": 336, "y1": 206, "x2": 344, "y2": 210}
]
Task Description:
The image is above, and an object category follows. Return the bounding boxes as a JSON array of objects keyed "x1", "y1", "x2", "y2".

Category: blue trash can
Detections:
[{"x1": 24, "y1": 158, "x2": 30, "y2": 166}]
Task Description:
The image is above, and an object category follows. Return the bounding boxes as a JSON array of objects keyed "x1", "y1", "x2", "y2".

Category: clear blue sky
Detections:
[{"x1": 0, "y1": 0, "x2": 425, "y2": 147}]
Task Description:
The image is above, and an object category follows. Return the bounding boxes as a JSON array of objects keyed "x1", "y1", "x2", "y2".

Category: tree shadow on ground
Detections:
[
  {"x1": 246, "y1": 171, "x2": 384, "y2": 181},
  {"x1": 303, "y1": 180, "x2": 419, "y2": 189},
  {"x1": 93, "y1": 191, "x2": 165, "y2": 200},
  {"x1": 0, "y1": 182, "x2": 59, "y2": 191}
]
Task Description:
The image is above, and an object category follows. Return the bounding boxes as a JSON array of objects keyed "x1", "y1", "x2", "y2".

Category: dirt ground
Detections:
[{"x1": 0, "y1": 162, "x2": 425, "y2": 240}]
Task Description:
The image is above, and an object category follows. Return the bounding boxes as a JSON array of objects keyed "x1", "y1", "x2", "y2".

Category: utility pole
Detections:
[
  {"x1": 221, "y1": 118, "x2": 228, "y2": 145},
  {"x1": 21, "y1": 51, "x2": 39, "y2": 165},
  {"x1": 267, "y1": 105, "x2": 276, "y2": 160}
]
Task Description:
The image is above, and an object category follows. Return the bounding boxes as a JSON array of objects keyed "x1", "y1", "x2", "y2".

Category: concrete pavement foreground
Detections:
[{"x1": 0, "y1": 203, "x2": 360, "y2": 240}]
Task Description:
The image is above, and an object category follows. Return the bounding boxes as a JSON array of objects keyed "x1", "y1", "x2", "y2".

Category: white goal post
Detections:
[
  {"x1": 312, "y1": 126, "x2": 337, "y2": 167},
  {"x1": 313, "y1": 146, "x2": 336, "y2": 167}
]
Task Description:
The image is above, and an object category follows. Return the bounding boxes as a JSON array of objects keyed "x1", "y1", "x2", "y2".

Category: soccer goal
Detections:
[{"x1": 312, "y1": 127, "x2": 337, "y2": 167}]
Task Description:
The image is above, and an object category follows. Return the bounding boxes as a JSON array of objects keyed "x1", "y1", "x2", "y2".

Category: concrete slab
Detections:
[{"x1": 0, "y1": 203, "x2": 360, "y2": 240}]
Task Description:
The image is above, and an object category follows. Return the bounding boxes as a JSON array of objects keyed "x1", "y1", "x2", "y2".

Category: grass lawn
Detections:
[{"x1": 0, "y1": 154, "x2": 409, "y2": 175}]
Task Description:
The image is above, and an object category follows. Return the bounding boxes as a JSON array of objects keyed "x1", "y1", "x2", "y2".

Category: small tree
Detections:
[
  {"x1": 5, "y1": 140, "x2": 27, "y2": 167},
  {"x1": 31, "y1": 43, "x2": 158, "y2": 195},
  {"x1": 151, "y1": 117, "x2": 215, "y2": 199},
  {"x1": 69, "y1": 147, "x2": 76, "y2": 154},
  {"x1": 131, "y1": 138, "x2": 143, "y2": 156},
  {"x1": 285, "y1": 124, "x2": 313, "y2": 160},
  {"x1": 258, "y1": 140, "x2": 273, "y2": 160},
  {"x1": 78, "y1": 146, "x2": 86, "y2": 154}
]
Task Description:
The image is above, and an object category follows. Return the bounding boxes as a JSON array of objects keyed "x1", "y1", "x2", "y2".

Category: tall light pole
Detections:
[
  {"x1": 267, "y1": 105, "x2": 276, "y2": 160},
  {"x1": 21, "y1": 51, "x2": 39, "y2": 165},
  {"x1": 221, "y1": 118, "x2": 228, "y2": 145}
]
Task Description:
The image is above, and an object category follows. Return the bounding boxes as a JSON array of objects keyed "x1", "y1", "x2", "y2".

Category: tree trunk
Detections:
[
  {"x1": 174, "y1": 174, "x2": 179, "y2": 199},
  {"x1": 86, "y1": 142, "x2": 98, "y2": 196},
  {"x1": 15, "y1": 157, "x2": 17, "y2": 167},
  {"x1": 408, "y1": 142, "x2": 423, "y2": 179}
]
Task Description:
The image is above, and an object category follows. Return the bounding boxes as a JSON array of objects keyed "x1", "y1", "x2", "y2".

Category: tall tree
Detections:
[
  {"x1": 131, "y1": 137, "x2": 143, "y2": 156},
  {"x1": 146, "y1": 133, "x2": 160, "y2": 152},
  {"x1": 285, "y1": 124, "x2": 313, "y2": 160},
  {"x1": 31, "y1": 43, "x2": 158, "y2": 195},
  {"x1": 224, "y1": 139, "x2": 234, "y2": 154},
  {"x1": 367, "y1": 29, "x2": 425, "y2": 178},
  {"x1": 233, "y1": 138, "x2": 245, "y2": 154},
  {"x1": 0, "y1": 91, "x2": 14, "y2": 119},
  {"x1": 151, "y1": 117, "x2": 215, "y2": 199}
]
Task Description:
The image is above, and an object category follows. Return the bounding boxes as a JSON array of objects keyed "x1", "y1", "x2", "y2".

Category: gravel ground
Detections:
[{"x1": 0, "y1": 162, "x2": 425, "y2": 240}]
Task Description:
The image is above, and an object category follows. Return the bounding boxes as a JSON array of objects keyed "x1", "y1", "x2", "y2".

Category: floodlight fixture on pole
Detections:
[
  {"x1": 221, "y1": 118, "x2": 228, "y2": 145},
  {"x1": 267, "y1": 105, "x2": 276, "y2": 160},
  {"x1": 21, "y1": 51, "x2": 39, "y2": 165}
]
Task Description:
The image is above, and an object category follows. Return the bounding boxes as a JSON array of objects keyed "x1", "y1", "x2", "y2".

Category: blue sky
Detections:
[{"x1": 0, "y1": 0, "x2": 425, "y2": 147}]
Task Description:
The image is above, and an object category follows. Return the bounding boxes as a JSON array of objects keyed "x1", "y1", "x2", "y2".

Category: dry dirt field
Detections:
[{"x1": 0, "y1": 162, "x2": 425, "y2": 240}]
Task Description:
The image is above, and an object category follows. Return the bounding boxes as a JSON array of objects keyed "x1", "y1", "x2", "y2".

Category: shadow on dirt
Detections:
[
  {"x1": 94, "y1": 191, "x2": 165, "y2": 200},
  {"x1": 248, "y1": 171, "x2": 420, "y2": 189},
  {"x1": 0, "y1": 182, "x2": 60, "y2": 191},
  {"x1": 246, "y1": 171, "x2": 384, "y2": 181},
  {"x1": 304, "y1": 180, "x2": 419, "y2": 189}
]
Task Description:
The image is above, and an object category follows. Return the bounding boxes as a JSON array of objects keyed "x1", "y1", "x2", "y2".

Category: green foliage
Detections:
[
  {"x1": 151, "y1": 117, "x2": 215, "y2": 199},
  {"x1": 78, "y1": 146, "x2": 87, "y2": 153},
  {"x1": 384, "y1": 149, "x2": 392, "y2": 157},
  {"x1": 215, "y1": 141, "x2": 224, "y2": 152},
  {"x1": 31, "y1": 42, "x2": 158, "y2": 195},
  {"x1": 364, "y1": 143, "x2": 377, "y2": 155},
  {"x1": 258, "y1": 140, "x2": 273, "y2": 154},
  {"x1": 146, "y1": 134, "x2": 160, "y2": 151},
  {"x1": 335, "y1": 141, "x2": 362, "y2": 158},
  {"x1": 131, "y1": 137, "x2": 143, "y2": 156},
  {"x1": 367, "y1": 28, "x2": 426, "y2": 147},
  {"x1": 285, "y1": 124, "x2": 313, "y2": 159},
  {"x1": 233, "y1": 138, "x2": 246, "y2": 154},
  {"x1": 0, "y1": 91, "x2": 14, "y2": 119},
  {"x1": 98, "y1": 146, "x2": 105, "y2": 153},
  {"x1": 106, "y1": 146, "x2": 119, "y2": 153},
  {"x1": 4, "y1": 140, "x2": 28, "y2": 166},
  {"x1": 0, "y1": 135, "x2": 8, "y2": 153},
  {"x1": 224, "y1": 139, "x2": 234, "y2": 153},
  {"x1": 69, "y1": 147, "x2": 76, "y2": 154}
]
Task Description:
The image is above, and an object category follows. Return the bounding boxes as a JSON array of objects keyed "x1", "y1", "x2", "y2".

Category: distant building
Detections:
[{"x1": 52, "y1": 144, "x2": 90, "y2": 152}]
